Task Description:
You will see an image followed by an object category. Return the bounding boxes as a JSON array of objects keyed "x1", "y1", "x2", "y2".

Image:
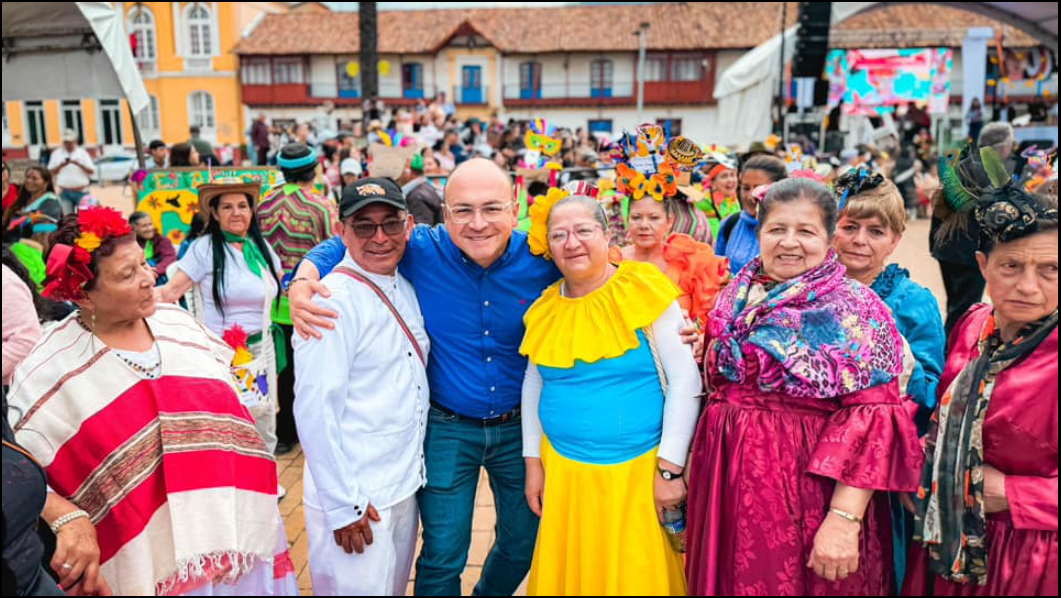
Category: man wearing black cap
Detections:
[{"x1": 293, "y1": 178, "x2": 429, "y2": 595}]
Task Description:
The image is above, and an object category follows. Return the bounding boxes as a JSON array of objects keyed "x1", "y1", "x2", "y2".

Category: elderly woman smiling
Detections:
[
  {"x1": 685, "y1": 178, "x2": 924, "y2": 595},
  {"x1": 519, "y1": 194, "x2": 702, "y2": 595},
  {"x1": 904, "y1": 186, "x2": 1057, "y2": 596},
  {"x1": 8, "y1": 208, "x2": 296, "y2": 595}
]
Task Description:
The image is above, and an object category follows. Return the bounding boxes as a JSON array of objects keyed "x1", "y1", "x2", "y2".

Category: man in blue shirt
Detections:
[{"x1": 289, "y1": 158, "x2": 560, "y2": 595}]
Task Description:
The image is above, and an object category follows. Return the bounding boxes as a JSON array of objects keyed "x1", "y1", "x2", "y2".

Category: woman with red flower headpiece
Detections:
[{"x1": 6, "y1": 207, "x2": 297, "y2": 596}]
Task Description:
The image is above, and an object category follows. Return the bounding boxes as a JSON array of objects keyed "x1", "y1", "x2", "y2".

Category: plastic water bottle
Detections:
[{"x1": 662, "y1": 504, "x2": 687, "y2": 553}]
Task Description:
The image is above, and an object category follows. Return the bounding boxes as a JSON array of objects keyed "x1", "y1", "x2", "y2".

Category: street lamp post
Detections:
[{"x1": 636, "y1": 22, "x2": 650, "y2": 124}]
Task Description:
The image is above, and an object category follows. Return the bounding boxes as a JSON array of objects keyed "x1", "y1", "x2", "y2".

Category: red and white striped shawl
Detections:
[{"x1": 8, "y1": 304, "x2": 280, "y2": 595}]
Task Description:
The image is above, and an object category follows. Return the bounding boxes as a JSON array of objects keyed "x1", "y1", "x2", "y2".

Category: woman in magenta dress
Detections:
[
  {"x1": 685, "y1": 178, "x2": 924, "y2": 595},
  {"x1": 904, "y1": 184, "x2": 1057, "y2": 596}
]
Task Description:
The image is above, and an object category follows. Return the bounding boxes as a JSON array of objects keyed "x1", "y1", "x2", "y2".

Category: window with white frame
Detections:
[
  {"x1": 188, "y1": 92, "x2": 215, "y2": 130},
  {"x1": 100, "y1": 99, "x2": 124, "y2": 147},
  {"x1": 242, "y1": 58, "x2": 272, "y2": 85},
  {"x1": 137, "y1": 95, "x2": 161, "y2": 137},
  {"x1": 25, "y1": 101, "x2": 46, "y2": 147},
  {"x1": 336, "y1": 60, "x2": 361, "y2": 97},
  {"x1": 129, "y1": 6, "x2": 157, "y2": 73},
  {"x1": 518, "y1": 61, "x2": 541, "y2": 99},
  {"x1": 670, "y1": 56, "x2": 702, "y2": 81},
  {"x1": 187, "y1": 4, "x2": 212, "y2": 57},
  {"x1": 590, "y1": 59, "x2": 614, "y2": 97},
  {"x1": 644, "y1": 55, "x2": 667, "y2": 82},
  {"x1": 273, "y1": 57, "x2": 304, "y2": 84}
]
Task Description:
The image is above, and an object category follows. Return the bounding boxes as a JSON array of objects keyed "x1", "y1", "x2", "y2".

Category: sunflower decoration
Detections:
[{"x1": 527, "y1": 187, "x2": 571, "y2": 259}]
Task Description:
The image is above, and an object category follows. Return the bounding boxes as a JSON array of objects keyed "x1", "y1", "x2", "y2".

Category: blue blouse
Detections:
[
  {"x1": 538, "y1": 330, "x2": 664, "y2": 465},
  {"x1": 715, "y1": 211, "x2": 760, "y2": 275},
  {"x1": 871, "y1": 264, "x2": 945, "y2": 429}
]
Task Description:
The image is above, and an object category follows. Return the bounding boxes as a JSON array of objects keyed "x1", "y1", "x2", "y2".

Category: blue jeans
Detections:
[
  {"x1": 414, "y1": 406, "x2": 538, "y2": 595},
  {"x1": 58, "y1": 189, "x2": 87, "y2": 215}
]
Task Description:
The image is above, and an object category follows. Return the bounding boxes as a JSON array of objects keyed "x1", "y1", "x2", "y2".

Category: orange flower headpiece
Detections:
[{"x1": 614, "y1": 124, "x2": 703, "y2": 202}]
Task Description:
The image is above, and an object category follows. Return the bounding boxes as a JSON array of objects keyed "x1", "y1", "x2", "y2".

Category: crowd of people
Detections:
[{"x1": 1, "y1": 99, "x2": 1057, "y2": 598}]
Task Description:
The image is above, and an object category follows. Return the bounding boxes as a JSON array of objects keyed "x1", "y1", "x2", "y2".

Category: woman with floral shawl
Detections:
[{"x1": 685, "y1": 178, "x2": 923, "y2": 595}]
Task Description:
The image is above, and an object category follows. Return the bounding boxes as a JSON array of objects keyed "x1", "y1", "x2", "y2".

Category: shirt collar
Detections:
[{"x1": 339, "y1": 253, "x2": 398, "y2": 288}]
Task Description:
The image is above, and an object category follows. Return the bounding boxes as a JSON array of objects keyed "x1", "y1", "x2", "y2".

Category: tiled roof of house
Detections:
[{"x1": 232, "y1": 3, "x2": 1037, "y2": 56}]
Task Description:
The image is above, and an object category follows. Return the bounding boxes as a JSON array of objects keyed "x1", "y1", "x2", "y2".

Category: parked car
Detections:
[{"x1": 92, "y1": 153, "x2": 137, "y2": 185}]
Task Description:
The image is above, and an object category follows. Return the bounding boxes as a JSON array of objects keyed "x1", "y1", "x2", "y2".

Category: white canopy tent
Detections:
[
  {"x1": 2, "y1": 2, "x2": 150, "y2": 162},
  {"x1": 713, "y1": 1, "x2": 1060, "y2": 149}
]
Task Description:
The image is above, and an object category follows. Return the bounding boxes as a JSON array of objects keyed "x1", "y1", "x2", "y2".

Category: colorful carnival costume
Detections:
[
  {"x1": 10, "y1": 306, "x2": 297, "y2": 596},
  {"x1": 904, "y1": 180, "x2": 1058, "y2": 596},
  {"x1": 519, "y1": 260, "x2": 702, "y2": 596},
  {"x1": 8, "y1": 207, "x2": 295, "y2": 595},
  {"x1": 685, "y1": 251, "x2": 923, "y2": 595},
  {"x1": 609, "y1": 233, "x2": 729, "y2": 329},
  {"x1": 686, "y1": 153, "x2": 741, "y2": 240},
  {"x1": 613, "y1": 124, "x2": 713, "y2": 244}
]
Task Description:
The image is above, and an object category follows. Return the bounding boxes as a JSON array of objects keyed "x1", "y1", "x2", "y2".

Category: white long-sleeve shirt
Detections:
[
  {"x1": 293, "y1": 254, "x2": 430, "y2": 531},
  {"x1": 521, "y1": 301, "x2": 702, "y2": 467}
]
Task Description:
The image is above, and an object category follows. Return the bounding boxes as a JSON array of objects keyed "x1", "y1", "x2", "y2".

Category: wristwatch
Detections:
[{"x1": 658, "y1": 467, "x2": 683, "y2": 481}]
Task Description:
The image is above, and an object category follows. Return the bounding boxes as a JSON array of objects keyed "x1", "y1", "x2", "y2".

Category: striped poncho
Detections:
[{"x1": 8, "y1": 304, "x2": 283, "y2": 595}]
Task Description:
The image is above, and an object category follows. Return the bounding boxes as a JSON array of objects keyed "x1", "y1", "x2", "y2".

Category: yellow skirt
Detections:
[{"x1": 527, "y1": 437, "x2": 687, "y2": 596}]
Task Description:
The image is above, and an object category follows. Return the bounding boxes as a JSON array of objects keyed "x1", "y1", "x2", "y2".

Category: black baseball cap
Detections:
[{"x1": 339, "y1": 177, "x2": 407, "y2": 219}]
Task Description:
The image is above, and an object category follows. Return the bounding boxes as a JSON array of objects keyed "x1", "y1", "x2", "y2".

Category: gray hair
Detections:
[
  {"x1": 548, "y1": 195, "x2": 608, "y2": 230},
  {"x1": 757, "y1": 178, "x2": 838, "y2": 239},
  {"x1": 978, "y1": 122, "x2": 1016, "y2": 158}
]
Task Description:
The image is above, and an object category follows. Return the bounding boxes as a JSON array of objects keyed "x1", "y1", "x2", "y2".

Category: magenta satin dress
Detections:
[
  {"x1": 686, "y1": 354, "x2": 924, "y2": 595},
  {"x1": 903, "y1": 304, "x2": 1058, "y2": 596}
]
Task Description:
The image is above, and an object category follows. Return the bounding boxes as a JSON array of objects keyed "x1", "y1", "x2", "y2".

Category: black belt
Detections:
[{"x1": 430, "y1": 401, "x2": 520, "y2": 427}]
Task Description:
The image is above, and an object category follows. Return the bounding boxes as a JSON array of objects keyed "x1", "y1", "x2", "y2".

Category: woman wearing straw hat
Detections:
[{"x1": 158, "y1": 179, "x2": 286, "y2": 479}]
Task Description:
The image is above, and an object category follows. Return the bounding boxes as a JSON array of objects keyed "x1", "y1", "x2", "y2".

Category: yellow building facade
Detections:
[{"x1": 2, "y1": 2, "x2": 288, "y2": 160}]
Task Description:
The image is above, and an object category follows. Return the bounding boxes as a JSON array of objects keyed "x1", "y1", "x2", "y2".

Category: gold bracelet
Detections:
[{"x1": 829, "y1": 507, "x2": 863, "y2": 524}]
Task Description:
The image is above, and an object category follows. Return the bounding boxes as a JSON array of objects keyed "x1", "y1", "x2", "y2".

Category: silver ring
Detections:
[
  {"x1": 839, "y1": 569, "x2": 849, "y2": 576},
  {"x1": 62, "y1": 563, "x2": 73, "y2": 570}
]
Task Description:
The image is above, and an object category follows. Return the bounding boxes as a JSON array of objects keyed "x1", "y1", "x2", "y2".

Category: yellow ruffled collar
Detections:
[{"x1": 520, "y1": 261, "x2": 680, "y2": 368}]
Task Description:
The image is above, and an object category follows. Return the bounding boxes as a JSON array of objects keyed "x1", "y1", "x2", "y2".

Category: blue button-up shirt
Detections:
[{"x1": 304, "y1": 225, "x2": 561, "y2": 418}]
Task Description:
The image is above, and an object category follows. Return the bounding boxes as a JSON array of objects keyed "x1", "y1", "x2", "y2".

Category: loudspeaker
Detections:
[{"x1": 792, "y1": 2, "x2": 832, "y2": 78}]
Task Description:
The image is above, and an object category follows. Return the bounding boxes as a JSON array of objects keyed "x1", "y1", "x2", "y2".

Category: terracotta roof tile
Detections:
[
  {"x1": 232, "y1": 3, "x2": 1039, "y2": 56},
  {"x1": 832, "y1": 4, "x2": 1037, "y2": 48}
]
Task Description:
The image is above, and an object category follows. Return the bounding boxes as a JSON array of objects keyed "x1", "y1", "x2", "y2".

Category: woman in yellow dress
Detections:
[{"x1": 520, "y1": 193, "x2": 703, "y2": 595}]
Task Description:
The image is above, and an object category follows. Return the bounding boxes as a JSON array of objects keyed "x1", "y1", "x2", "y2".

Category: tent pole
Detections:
[{"x1": 127, "y1": 100, "x2": 145, "y2": 170}]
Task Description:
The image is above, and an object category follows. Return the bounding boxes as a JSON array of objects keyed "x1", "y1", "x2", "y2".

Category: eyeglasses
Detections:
[
  {"x1": 350, "y1": 219, "x2": 407, "y2": 239},
  {"x1": 547, "y1": 224, "x2": 603, "y2": 244},
  {"x1": 444, "y1": 202, "x2": 514, "y2": 225}
]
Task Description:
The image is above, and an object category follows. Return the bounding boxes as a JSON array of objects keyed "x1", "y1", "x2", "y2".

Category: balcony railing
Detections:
[{"x1": 502, "y1": 83, "x2": 634, "y2": 101}]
